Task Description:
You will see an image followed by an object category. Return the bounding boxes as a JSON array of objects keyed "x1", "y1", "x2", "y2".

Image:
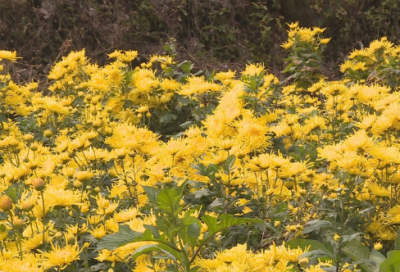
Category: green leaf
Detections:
[
  {"x1": 142, "y1": 186, "x2": 160, "y2": 205},
  {"x1": 0, "y1": 224, "x2": 6, "y2": 232},
  {"x1": 159, "y1": 112, "x2": 178, "y2": 124},
  {"x1": 131, "y1": 243, "x2": 181, "y2": 266},
  {"x1": 0, "y1": 114, "x2": 9, "y2": 123},
  {"x1": 201, "y1": 214, "x2": 262, "y2": 237},
  {"x1": 286, "y1": 239, "x2": 334, "y2": 259},
  {"x1": 225, "y1": 154, "x2": 236, "y2": 170},
  {"x1": 144, "y1": 224, "x2": 160, "y2": 239},
  {"x1": 187, "y1": 222, "x2": 201, "y2": 246},
  {"x1": 131, "y1": 244, "x2": 163, "y2": 261},
  {"x1": 177, "y1": 60, "x2": 193, "y2": 74},
  {"x1": 370, "y1": 249, "x2": 386, "y2": 271},
  {"x1": 209, "y1": 198, "x2": 224, "y2": 209},
  {"x1": 343, "y1": 239, "x2": 374, "y2": 272},
  {"x1": 156, "y1": 182, "x2": 186, "y2": 215},
  {"x1": 180, "y1": 120, "x2": 193, "y2": 129},
  {"x1": 379, "y1": 250, "x2": 400, "y2": 272},
  {"x1": 302, "y1": 220, "x2": 333, "y2": 235},
  {"x1": 395, "y1": 229, "x2": 400, "y2": 250},
  {"x1": 192, "y1": 163, "x2": 219, "y2": 178},
  {"x1": 97, "y1": 225, "x2": 142, "y2": 251},
  {"x1": 177, "y1": 95, "x2": 192, "y2": 106},
  {"x1": 202, "y1": 215, "x2": 218, "y2": 234},
  {"x1": 299, "y1": 249, "x2": 333, "y2": 261},
  {"x1": 5, "y1": 186, "x2": 17, "y2": 204},
  {"x1": 342, "y1": 233, "x2": 362, "y2": 245},
  {"x1": 192, "y1": 188, "x2": 212, "y2": 199},
  {"x1": 190, "y1": 267, "x2": 201, "y2": 272},
  {"x1": 158, "y1": 245, "x2": 180, "y2": 262}
]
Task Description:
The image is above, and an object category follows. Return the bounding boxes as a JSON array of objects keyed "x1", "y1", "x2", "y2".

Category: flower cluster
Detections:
[{"x1": 0, "y1": 23, "x2": 398, "y2": 271}]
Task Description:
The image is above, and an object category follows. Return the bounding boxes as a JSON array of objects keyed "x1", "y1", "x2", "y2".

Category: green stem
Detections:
[{"x1": 41, "y1": 191, "x2": 47, "y2": 246}]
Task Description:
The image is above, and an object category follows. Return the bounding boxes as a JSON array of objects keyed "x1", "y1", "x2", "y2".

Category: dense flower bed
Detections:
[{"x1": 0, "y1": 23, "x2": 400, "y2": 271}]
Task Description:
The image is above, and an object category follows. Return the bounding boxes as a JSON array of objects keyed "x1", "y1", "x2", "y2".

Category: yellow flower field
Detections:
[{"x1": 0, "y1": 24, "x2": 400, "y2": 271}]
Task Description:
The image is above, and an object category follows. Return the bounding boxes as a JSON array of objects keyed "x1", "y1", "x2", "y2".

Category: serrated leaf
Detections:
[
  {"x1": 202, "y1": 215, "x2": 218, "y2": 234},
  {"x1": 193, "y1": 188, "x2": 212, "y2": 199},
  {"x1": 209, "y1": 198, "x2": 224, "y2": 209},
  {"x1": 142, "y1": 186, "x2": 159, "y2": 204},
  {"x1": 97, "y1": 225, "x2": 142, "y2": 251},
  {"x1": 343, "y1": 239, "x2": 374, "y2": 272},
  {"x1": 177, "y1": 95, "x2": 192, "y2": 106},
  {"x1": 202, "y1": 214, "x2": 262, "y2": 237},
  {"x1": 156, "y1": 182, "x2": 186, "y2": 216},
  {"x1": 159, "y1": 112, "x2": 177, "y2": 124}
]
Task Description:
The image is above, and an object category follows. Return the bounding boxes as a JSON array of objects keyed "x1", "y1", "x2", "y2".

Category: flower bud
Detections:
[
  {"x1": 44, "y1": 130, "x2": 53, "y2": 137},
  {"x1": 13, "y1": 217, "x2": 24, "y2": 229},
  {"x1": 32, "y1": 178, "x2": 46, "y2": 191},
  {"x1": 73, "y1": 180, "x2": 83, "y2": 189},
  {"x1": 0, "y1": 195, "x2": 12, "y2": 212}
]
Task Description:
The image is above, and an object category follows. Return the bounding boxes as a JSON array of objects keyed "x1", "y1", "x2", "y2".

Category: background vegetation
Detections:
[{"x1": 1, "y1": 0, "x2": 400, "y2": 84}]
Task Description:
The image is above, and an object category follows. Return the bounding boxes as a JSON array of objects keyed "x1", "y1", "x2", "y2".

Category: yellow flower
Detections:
[
  {"x1": 45, "y1": 186, "x2": 81, "y2": 209},
  {"x1": 287, "y1": 21, "x2": 299, "y2": 29},
  {"x1": 242, "y1": 63, "x2": 265, "y2": 76},
  {"x1": 333, "y1": 233, "x2": 340, "y2": 241},
  {"x1": 89, "y1": 225, "x2": 107, "y2": 239},
  {"x1": 0, "y1": 50, "x2": 20, "y2": 62},
  {"x1": 281, "y1": 40, "x2": 294, "y2": 49},
  {"x1": 108, "y1": 50, "x2": 122, "y2": 59},
  {"x1": 243, "y1": 206, "x2": 253, "y2": 214},
  {"x1": 119, "y1": 50, "x2": 138, "y2": 63},
  {"x1": 114, "y1": 208, "x2": 141, "y2": 222},
  {"x1": 39, "y1": 240, "x2": 84, "y2": 270},
  {"x1": 319, "y1": 37, "x2": 331, "y2": 45},
  {"x1": 215, "y1": 70, "x2": 236, "y2": 85},
  {"x1": 23, "y1": 232, "x2": 49, "y2": 251},
  {"x1": 36, "y1": 96, "x2": 72, "y2": 116},
  {"x1": 374, "y1": 242, "x2": 383, "y2": 250},
  {"x1": 136, "y1": 105, "x2": 149, "y2": 113},
  {"x1": 74, "y1": 170, "x2": 94, "y2": 183},
  {"x1": 0, "y1": 254, "x2": 42, "y2": 272},
  {"x1": 160, "y1": 78, "x2": 180, "y2": 91}
]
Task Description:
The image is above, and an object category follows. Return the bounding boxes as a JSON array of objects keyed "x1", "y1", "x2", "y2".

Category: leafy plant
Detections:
[{"x1": 97, "y1": 182, "x2": 262, "y2": 272}]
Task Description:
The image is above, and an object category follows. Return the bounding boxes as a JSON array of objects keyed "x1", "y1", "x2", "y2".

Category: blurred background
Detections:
[{"x1": 1, "y1": 0, "x2": 398, "y2": 83}]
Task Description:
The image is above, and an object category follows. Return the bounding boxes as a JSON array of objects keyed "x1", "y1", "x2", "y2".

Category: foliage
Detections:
[
  {"x1": 2, "y1": 0, "x2": 400, "y2": 83},
  {"x1": 97, "y1": 182, "x2": 262, "y2": 272}
]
